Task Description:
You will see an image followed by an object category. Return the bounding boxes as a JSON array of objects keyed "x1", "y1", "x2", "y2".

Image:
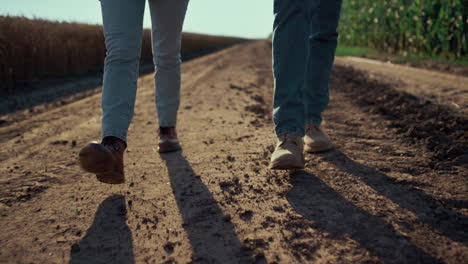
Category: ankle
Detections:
[
  {"x1": 102, "y1": 136, "x2": 126, "y2": 150},
  {"x1": 159, "y1": 126, "x2": 176, "y2": 136}
]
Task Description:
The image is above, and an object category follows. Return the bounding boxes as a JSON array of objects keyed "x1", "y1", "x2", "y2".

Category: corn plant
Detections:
[{"x1": 338, "y1": 0, "x2": 467, "y2": 59}]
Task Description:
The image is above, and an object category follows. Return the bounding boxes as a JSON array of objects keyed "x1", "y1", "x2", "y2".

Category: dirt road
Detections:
[
  {"x1": 0, "y1": 41, "x2": 466, "y2": 264},
  {"x1": 334, "y1": 56, "x2": 468, "y2": 115}
]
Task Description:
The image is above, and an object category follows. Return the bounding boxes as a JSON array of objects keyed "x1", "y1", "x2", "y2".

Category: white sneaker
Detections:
[
  {"x1": 304, "y1": 123, "x2": 334, "y2": 153},
  {"x1": 270, "y1": 134, "x2": 305, "y2": 170}
]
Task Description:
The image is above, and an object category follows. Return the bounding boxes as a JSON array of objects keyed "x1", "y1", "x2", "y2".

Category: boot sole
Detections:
[
  {"x1": 158, "y1": 142, "x2": 182, "y2": 153},
  {"x1": 79, "y1": 143, "x2": 126, "y2": 184},
  {"x1": 79, "y1": 143, "x2": 113, "y2": 174},
  {"x1": 96, "y1": 171, "x2": 125, "y2": 184}
]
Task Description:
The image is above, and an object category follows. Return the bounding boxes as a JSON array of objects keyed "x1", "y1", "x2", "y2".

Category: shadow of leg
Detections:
[
  {"x1": 160, "y1": 151, "x2": 252, "y2": 264},
  {"x1": 287, "y1": 171, "x2": 442, "y2": 263},
  {"x1": 319, "y1": 150, "x2": 467, "y2": 245},
  {"x1": 69, "y1": 194, "x2": 134, "y2": 264}
]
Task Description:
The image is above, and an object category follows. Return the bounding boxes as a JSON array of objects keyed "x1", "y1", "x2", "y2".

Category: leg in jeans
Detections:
[
  {"x1": 304, "y1": 0, "x2": 342, "y2": 124},
  {"x1": 270, "y1": 0, "x2": 342, "y2": 169},
  {"x1": 272, "y1": 0, "x2": 309, "y2": 137},
  {"x1": 100, "y1": 0, "x2": 145, "y2": 142},
  {"x1": 148, "y1": 0, "x2": 189, "y2": 127}
]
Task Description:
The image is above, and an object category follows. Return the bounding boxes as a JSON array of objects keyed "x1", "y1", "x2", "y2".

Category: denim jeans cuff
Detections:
[
  {"x1": 275, "y1": 127, "x2": 305, "y2": 137},
  {"x1": 102, "y1": 131, "x2": 127, "y2": 143},
  {"x1": 158, "y1": 121, "x2": 177, "y2": 127},
  {"x1": 305, "y1": 117, "x2": 322, "y2": 124}
]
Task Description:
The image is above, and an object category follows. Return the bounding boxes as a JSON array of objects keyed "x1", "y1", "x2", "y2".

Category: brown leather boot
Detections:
[
  {"x1": 78, "y1": 136, "x2": 126, "y2": 184},
  {"x1": 158, "y1": 127, "x2": 181, "y2": 153}
]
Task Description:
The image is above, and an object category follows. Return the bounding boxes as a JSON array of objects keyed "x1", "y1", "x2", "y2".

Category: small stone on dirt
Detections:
[
  {"x1": 50, "y1": 140, "x2": 68, "y2": 145},
  {"x1": 251, "y1": 95, "x2": 265, "y2": 104},
  {"x1": 65, "y1": 162, "x2": 76, "y2": 167},
  {"x1": 229, "y1": 84, "x2": 243, "y2": 90},
  {"x1": 163, "y1": 242, "x2": 175, "y2": 254}
]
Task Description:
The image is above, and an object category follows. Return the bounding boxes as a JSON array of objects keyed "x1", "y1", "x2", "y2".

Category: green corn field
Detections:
[{"x1": 339, "y1": 0, "x2": 467, "y2": 59}]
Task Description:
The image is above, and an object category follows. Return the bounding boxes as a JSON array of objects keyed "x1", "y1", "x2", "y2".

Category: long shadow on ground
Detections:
[
  {"x1": 287, "y1": 170, "x2": 442, "y2": 264},
  {"x1": 69, "y1": 194, "x2": 134, "y2": 264},
  {"x1": 320, "y1": 150, "x2": 467, "y2": 245},
  {"x1": 160, "y1": 151, "x2": 252, "y2": 264}
]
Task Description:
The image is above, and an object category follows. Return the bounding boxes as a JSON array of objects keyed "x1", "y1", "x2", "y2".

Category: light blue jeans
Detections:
[
  {"x1": 100, "y1": 0, "x2": 189, "y2": 142},
  {"x1": 272, "y1": 0, "x2": 342, "y2": 136}
]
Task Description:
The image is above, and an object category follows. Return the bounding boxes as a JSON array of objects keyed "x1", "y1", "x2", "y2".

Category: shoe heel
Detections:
[
  {"x1": 78, "y1": 143, "x2": 113, "y2": 173},
  {"x1": 96, "y1": 171, "x2": 125, "y2": 184}
]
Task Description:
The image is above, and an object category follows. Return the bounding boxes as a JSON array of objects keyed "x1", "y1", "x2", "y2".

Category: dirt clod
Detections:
[
  {"x1": 163, "y1": 242, "x2": 175, "y2": 254},
  {"x1": 240, "y1": 210, "x2": 254, "y2": 221}
]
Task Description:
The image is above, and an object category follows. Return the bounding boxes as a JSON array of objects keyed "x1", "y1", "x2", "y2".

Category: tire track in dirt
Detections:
[{"x1": 0, "y1": 41, "x2": 466, "y2": 263}]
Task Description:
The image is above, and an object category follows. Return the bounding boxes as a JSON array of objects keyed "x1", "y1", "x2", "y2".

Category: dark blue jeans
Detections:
[{"x1": 272, "y1": 0, "x2": 342, "y2": 136}]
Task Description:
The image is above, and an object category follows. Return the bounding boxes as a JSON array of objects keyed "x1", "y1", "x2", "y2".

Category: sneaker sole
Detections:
[
  {"x1": 270, "y1": 164, "x2": 304, "y2": 170},
  {"x1": 304, "y1": 142, "x2": 335, "y2": 153},
  {"x1": 270, "y1": 159, "x2": 305, "y2": 170}
]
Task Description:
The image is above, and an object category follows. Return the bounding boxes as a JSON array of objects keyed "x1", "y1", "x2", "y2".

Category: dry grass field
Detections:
[{"x1": 0, "y1": 16, "x2": 245, "y2": 93}]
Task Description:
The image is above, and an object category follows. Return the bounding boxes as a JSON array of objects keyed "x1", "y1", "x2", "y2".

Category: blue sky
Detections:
[{"x1": 1, "y1": 0, "x2": 274, "y2": 39}]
